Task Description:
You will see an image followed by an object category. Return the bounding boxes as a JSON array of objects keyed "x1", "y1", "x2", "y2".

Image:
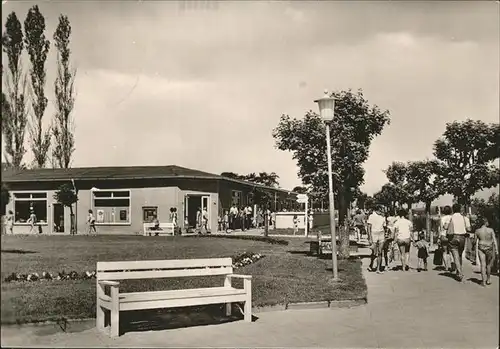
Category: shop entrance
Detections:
[{"x1": 184, "y1": 195, "x2": 210, "y2": 229}]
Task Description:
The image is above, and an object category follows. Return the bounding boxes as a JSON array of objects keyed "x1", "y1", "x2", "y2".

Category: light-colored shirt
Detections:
[
  {"x1": 440, "y1": 215, "x2": 451, "y2": 236},
  {"x1": 367, "y1": 212, "x2": 386, "y2": 234},
  {"x1": 449, "y1": 213, "x2": 471, "y2": 235},
  {"x1": 394, "y1": 217, "x2": 412, "y2": 240},
  {"x1": 230, "y1": 206, "x2": 238, "y2": 215}
]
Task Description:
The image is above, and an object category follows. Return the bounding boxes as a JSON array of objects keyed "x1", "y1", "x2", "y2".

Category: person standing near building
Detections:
[
  {"x1": 245, "y1": 205, "x2": 253, "y2": 229},
  {"x1": 367, "y1": 205, "x2": 387, "y2": 274},
  {"x1": 353, "y1": 209, "x2": 367, "y2": 240},
  {"x1": 202, "y1": 207, "x2": 209, "y2": 233},
  {"x1": 27, "y1": 209, "x2": 37, "y2": 234},
  {"x1": 447, "y1": 203, "x2": 471, "y2": 282},
  {"x1": 5, "y1": 210, "x2": 14, "y2": 235},
  {"x1": 87, "y1": 209, "x2": 97, "y2": 235},
  {"x1": 229, "y1": 204, "x2": 238, "y2": 230},
  {"x1": 293, "y1": 214, "x2": 299, "y2": 235}
]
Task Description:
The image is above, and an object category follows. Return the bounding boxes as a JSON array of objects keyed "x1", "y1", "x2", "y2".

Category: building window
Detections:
[
  {"x1": 92, "y1": 190, "x2": 131, "y2": 224},
  {"x1": 142, "y1": 206, "x2": 158, "y2": 223},
  {"x1": 13, "y1": 192, "x2": 48, "y2": 224},
  {"x1": 231, "y1": 190, "x2": 242, "y2": 207}
]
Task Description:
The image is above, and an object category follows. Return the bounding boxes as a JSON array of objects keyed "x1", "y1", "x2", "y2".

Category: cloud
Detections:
[{"x1": 1, "y1": 1, "x2": 498, "y2": 197}]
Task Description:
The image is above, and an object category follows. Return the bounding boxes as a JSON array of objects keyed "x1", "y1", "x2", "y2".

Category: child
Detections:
[
  {"x1": 415, "y1": 231, "x2": 429, "y2": 271},
  {"x1": 293, "y1": 215, "x2": 298, "y2": 235},
  {"x1": 87, "y1": 209, "x2": 97, "y2": 235}
]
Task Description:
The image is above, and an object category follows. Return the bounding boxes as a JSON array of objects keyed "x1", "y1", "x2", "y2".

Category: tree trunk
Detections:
[
  {"x1": 407, "y1": 202, "x2": 413, "y2": 222},
  {"x1": 337, "y1": 189, "x2": 350, "y2": 259},
  {"x1": 69, "y1": 205, "x2": 75, "y2": 235}
]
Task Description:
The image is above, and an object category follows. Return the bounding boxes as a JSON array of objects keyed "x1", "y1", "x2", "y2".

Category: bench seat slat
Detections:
[
  {"x1": 98, "y1": 266, "x2": 233, "y2": 280},
  {"x1": 120, "y1": 287, "x2": 245, "y2": 303},
  {"x1": 119, "y1": 287, "x2": 247, "y2": 311},
  {"x1": 97, "y1": 258, "x2": 232, "y2": 272}
]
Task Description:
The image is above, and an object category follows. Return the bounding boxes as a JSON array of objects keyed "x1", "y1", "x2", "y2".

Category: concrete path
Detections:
[{"x1": 2, "y1": 250, "x2": 498, "y2": 348}]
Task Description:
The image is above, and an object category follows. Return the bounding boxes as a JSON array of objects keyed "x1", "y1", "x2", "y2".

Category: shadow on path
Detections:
[{"x1": 1, "y1": 249, "x2": 37, "y2": 254}]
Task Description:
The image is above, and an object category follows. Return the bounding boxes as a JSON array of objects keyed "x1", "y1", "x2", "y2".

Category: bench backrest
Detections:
[
  {"x1": 97, "y1": 258, "x2": 233, "y2": 281},
  {"x1": 143, "y1": 222, "x2": 174, "y2": 228}
]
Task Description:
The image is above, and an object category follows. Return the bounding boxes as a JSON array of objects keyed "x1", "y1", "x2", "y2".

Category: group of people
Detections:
[
  {"x1": 218, "y1": 204, "x2": 279, "y2": 233},
  {"x1": 3, "y1": 209, "x2": 42, "y2": 234},
  {"x1": 353, "y1": 203, "x2": 498, "y2": 287}
]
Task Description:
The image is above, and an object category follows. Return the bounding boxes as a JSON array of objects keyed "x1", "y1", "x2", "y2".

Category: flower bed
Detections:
[
  {"x1": 3, "y1": 252, "x2": 264, "y2": 283},
  {"x1": 187, "y1": 234, "x2": 289, "y2": 245}
]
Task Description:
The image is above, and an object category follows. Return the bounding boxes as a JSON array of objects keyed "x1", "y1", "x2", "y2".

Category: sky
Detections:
[{"x1": 2, "y1": 1, "x2": 499, "y2": 204}]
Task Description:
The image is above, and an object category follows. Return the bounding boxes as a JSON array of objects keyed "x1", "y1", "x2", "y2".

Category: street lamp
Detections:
[{"x1": 314, "y1": 90, "x2": 339, "y2": 280}]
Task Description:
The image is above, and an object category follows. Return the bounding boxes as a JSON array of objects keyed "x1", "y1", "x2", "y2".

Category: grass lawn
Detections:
[{"x1": 1, "y1": 235, "x2": 366, "y2": 324}]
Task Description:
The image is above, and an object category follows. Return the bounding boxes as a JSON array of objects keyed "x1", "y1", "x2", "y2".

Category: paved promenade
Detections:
[{"x1": 2, "y1": 249, "x2": 498, "y2": 348}]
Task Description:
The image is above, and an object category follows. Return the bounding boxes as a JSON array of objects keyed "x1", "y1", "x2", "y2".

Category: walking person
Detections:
[
  {"x1": 5, "y1": 210, "x2": 14, "y2": 235},
  {"x1": 367, "y1": 205, "x2": 387, "y2": 274},
  {"x1": 394, "y1": 208, "x2": 413, "y2": 271},
  {"x1": 353, "y1": 209, "x2": 366, "y2": 241},
  {"x1": 87, "y1": 209, "x2": 97, "y2": 235},
  {"x1": 27, "y1": 209, "x2": 37, "y2": 234},
  {"x1": 446, "y1": 203, "x2": 471, "y2": 282},
  {"x1": 229, "y1": 204, "x2": 238, "y2": 230},
  {"x1": 223, "y1": 210, "x2": 229, "y2": 233},
  {"x1": 240, "y1": 207, "x2": 247, "y2": 231},
  {"x1": 474, "y1": 216, "x2": 498, "y2": 286},
  {"x1": 383, "y1": 212, "x2": 397, "y2": 270},
  {"x1": 439, "y1": 205, "x2": 453, "y2": 272},
  {"x1": 415, "y1": 231, "x2": 429, "y2": 271}
]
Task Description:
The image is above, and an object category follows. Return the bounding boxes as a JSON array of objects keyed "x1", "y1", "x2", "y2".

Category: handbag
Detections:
[{"x1": 433, "y1": 248, "x2": 443, "y2": 266}]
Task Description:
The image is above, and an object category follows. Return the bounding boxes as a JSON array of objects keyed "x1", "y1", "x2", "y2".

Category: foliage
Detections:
[
  {"x1": 405, "y1": 160, "x2": 442, "y2": 211},
  {"x1": 1, "y1": 184, "x2": 10, "y2": 215},
  {"x1": 273, "y1": 89, "x2": 390, "y2": 215},
  {"x1": 472, "y1": 193, "x2": 499, "y2": 234},
  {"x1": 373, "y1": 183, "x2": 399, "y2": 213},
  {"x1": 52, "y1": 15, "x2": 76, "y2": 169},
  {"x1": 292, "y1": 186, "x2": 308, "y2": 194},
  {"x1": 24, "y1": 5, "x2": 51, "y2": 168},
  {"x1": 352, "y1": 188, "x2": 368, "y2": 209},
  {"x1": 433, "y1": 119, "x2": 500, "y2": 207},
  {"x1": 221, "y1": 171, "x2": 280, "y2": 188},
  {"x1": 272, "y1": 89, "x2": 390, "y2": 258},
  {"x1": 53, "y1": 184, "x2": 78, "y2": 207},
  {"x1": 2, "y1": 12, "x2": 28, "y2": 168},
  {"x1": 384, "y1": 161, "x2": 412, "y2": 207}
]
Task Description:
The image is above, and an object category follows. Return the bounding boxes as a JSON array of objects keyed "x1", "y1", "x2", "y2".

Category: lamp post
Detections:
[{"x1": 315, "y1": 90, "x2": 339, "y2": 280}]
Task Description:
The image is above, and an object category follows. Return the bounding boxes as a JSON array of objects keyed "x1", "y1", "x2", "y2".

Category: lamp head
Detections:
[{"x1": 314, "y1": 90, "x2": 335, "y2": 122}]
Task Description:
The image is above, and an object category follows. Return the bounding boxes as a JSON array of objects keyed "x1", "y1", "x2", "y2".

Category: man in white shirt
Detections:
[
  {"x1": 447, "y1": 203, "x2": 471, "y2": 281},
  {"x1": 367, "y1": 205, "x2": 387, "y2": 274},
  {"x1": 229, "y1": 204, "x2": 238, "y2": 230},
  {"x1": 245, "y1": 205, "x2": 253, "y2": 228},
  {"x1": 394, "y1": 209, "x2": 413, "y2": 271}
]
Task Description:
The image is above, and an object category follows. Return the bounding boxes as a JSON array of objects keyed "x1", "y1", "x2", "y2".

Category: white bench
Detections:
[
  {"x1": 96, "y1": 258, "x2": 252, "y2": 337},
  {"x1": 143, "y1": 222, "x2": 175, "y2": 236}
]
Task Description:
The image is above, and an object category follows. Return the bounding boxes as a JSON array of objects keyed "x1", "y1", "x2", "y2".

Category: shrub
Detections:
[{"x1": 185, "y1": 234, "x2": 289, "y2": 245}]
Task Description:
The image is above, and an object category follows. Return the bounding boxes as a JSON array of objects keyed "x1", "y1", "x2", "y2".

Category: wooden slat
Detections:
[
  {"x1": 98, "y1": 266, "x2": 233, "y2": 280},
  {"x1": 120, "y1": 287, "x2": 245, "y2": 303},
  {"x1": 120, "y1": 293, "x2": 248, "y2": 312},
  {"x1": 97, "y1": 258, "x2": 232, "y2": 272}
]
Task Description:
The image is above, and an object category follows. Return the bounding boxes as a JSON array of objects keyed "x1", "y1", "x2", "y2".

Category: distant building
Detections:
[{"x1": 2, "y1": 165, "x2": 297, "y2": 234}]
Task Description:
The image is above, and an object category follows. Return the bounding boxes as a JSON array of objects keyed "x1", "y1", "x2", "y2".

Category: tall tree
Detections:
[
  {"x1": 53, "y1": 183, "x2": 78, "y2": 234},
  {"x1": 292, "y1": 186, "x2": 308, "y2": 194},
  {"x1": 352, "y1": 189, "x2": 368, "y2": 210},
  {"x1": 434, "y1": 119, "x2": 500, "y2": 210},
  {"x1": 373, "y1": 183, "x2": 399, "y2": 214},
  {"x1": 2, "y1": 12, "x2": 28, "y2": 168},
  {"x1": 273, "y1": 89, "x2": 390, "y2": 258},
  {"x1": 52, "y1": 15, "x2": 76, "y2": 168},
  {"x1": 220, "y1": 172, "x2": 243, "y2": 180},
  {"x1": 405, "y1": 160, "x2": 442, "y2": 244},
  {"x1": 24, "y1": 5, "x2": 51, "y2": 168},
  {"x1": 384, "y1": 161, "x2": 413, "y2": 214},
  {"x1": 247, "y1": 187, "x2": 273, "y2": 236}
]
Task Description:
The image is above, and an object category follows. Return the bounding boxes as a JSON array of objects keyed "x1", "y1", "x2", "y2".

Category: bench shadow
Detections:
[
  {"x1": 117, "y1": 304, "x2": 258, "y2": 336},
  {"x1": 433, "y1": 266, "x2": 447, "y2": 271},
  {"x1": 1, "y1": 249, "x2": 38, "y2": 254}
]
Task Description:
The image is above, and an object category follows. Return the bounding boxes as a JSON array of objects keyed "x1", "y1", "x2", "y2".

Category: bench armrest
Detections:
[
  {"x1": 227, "y1": 274, "x2": 252, "y2": 280},
  {"x1": 98, "y1": 280, "x2": 120, "y2": 287}
]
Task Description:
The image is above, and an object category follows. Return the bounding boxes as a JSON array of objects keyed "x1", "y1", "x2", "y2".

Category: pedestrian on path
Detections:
[
  {"x1": 446, "y1": 203, "x2": 471, "y2": 282},
  {"x1": 474, "y1": 216, "x2": 498, "y2": 286},
  {"x1": 367, "y1": 205, "x2": 387, "y2": 274},
  {"x1": 394, "y1": 208, "x2": 413, "y2": 271},
  {"x1": 87, "y1": 209, "x2": 97, "y2": 235},
  {"x1": 5, "y1": 210, "x2": 14, "y2": 234},
  {"x1": 439, "y1": 205, "x2": 454, "y2": 272},
  {"x1": 415, "y1": 232, "x2": 429, "y2": 271}
]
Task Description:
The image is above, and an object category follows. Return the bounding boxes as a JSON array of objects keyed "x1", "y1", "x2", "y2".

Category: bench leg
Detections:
[
  {"x1": 223, "y1": 276, "x2": 232, "y2": 316},
  {"x1": 96, "y1": 303, "x2": 105, "y2": 332},
  {"x1": 243, "y1": 278, "x2": 252, "y2": 322},
  {"x1": 225, "y1": 303, "x2": 232, "y2": 316},
  {"x1": 244, "y1": 300, "x2": 251, "y2": 322},
  {"x1": 110, "y1": 286, "x2": 120, "y2": 337}
]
